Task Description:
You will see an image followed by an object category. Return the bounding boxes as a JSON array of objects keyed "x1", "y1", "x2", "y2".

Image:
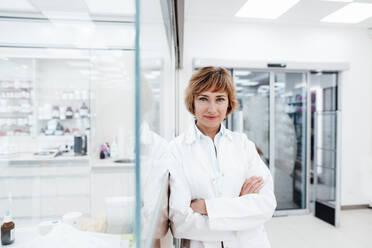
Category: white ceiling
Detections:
[
  {"x1": 0, "y1": 0, "x2": 135, "y2": 19},
  {"x1": 185, "y1": 0, "x2": 372, "y2": 28}
]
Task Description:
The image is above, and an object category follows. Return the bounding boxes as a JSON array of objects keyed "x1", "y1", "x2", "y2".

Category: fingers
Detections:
[
  {"x1": 245, "y1": 176, "x2": 262, "y2": 193},
  {"x1": 190, "y1": 199, "x2": 207, "y2": 215},
  {"x1": 240, "y1": 176, "x2": 264, "y2": 196},
  {"x1": 239, "y1": 178, "x2": 253, "y2": 196},
  {"x1": 251, "y1": 179, "x2": 264, "y2": 193}
]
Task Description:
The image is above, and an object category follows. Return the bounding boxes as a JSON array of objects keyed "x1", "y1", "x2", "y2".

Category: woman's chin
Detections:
[{"x1": 201, "y1": 119, "x2": 221, "y2": 128}]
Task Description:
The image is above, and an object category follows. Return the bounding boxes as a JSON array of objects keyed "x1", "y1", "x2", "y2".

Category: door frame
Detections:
[{"x1": 192, "y1": 59, "x2": 348, "y2": 216}]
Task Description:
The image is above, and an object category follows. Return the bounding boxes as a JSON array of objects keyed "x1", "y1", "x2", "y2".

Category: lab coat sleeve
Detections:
[
  {"x1": 205, "y1": 135, "x2": 277, "y2": 231},
  {"x1": 168, "y1": 149, "x2": 235, "y2": 242}
]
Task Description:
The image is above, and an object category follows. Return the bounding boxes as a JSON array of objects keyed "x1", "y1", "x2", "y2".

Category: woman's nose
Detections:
[{"x1": 207, "y1": 102, "x2": 217, "y2": 112}]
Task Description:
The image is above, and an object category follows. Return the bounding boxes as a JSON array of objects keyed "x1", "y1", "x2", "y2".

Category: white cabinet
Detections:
[
  {"x1": 0, "y1": 159, "x2": 90, "y2": 220},
  {"x1": 90, "y1": 162, "x2": 135, "y2": 216}
]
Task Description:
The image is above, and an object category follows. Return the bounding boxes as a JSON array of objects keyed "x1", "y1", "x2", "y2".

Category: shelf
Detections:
[
  {"x1": 0, "y1": 87, "x2": 32, "y2": 90},
  {"x1": 38, "y1": 117, "x2": 89, "y2": 121},
  {"x1": 90, "y1": 158, "x2": 134, "y2": 170},
  {"x1": 0, "y1": 153, "x2": 89, "y2": 162},
  {"x1": 0, "y1": 113, "x2": 33, "y2": 118},
  {"x1": 0, "y1": 124, "x2": 32, "y2": 128},
  {"x1": 287, "y1": 101, "x2": 303, "y2": 105}
]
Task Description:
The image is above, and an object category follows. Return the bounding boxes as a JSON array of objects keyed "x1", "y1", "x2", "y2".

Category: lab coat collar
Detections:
[{"x1": 184, "y1": 121, "x2": 233, "y2": 144}]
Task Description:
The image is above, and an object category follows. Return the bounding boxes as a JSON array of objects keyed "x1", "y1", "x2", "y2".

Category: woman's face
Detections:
[{"x1": 194, "y1": 89, "x2": 229, "y2": 130}]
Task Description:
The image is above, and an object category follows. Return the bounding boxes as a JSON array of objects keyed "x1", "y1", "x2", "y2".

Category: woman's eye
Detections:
[
  {"x1": 199, "y1": 97, "x2": 207, "y2": 101},
  {"x1": 217, "y1": 98, "x2": 226, "y2": 102}
]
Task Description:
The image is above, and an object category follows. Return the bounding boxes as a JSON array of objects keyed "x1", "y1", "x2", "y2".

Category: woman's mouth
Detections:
[{"x1": 205, "y1": 116, "x2": 217, "y2": 120}]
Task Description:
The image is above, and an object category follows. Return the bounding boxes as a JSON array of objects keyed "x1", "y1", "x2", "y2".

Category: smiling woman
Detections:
[
  {"x1": 184, "y1": 67, "x2": 237, "y2": 138},
  {"x1": 168, "y1": 66, "x2": 277, "y2": 248}
]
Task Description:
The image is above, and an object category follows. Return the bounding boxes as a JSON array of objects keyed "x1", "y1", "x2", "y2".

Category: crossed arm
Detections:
[
  {"x1": 169, "y1": 136, "x2": 276, "y2": 240},
  {"x1": 190, "y1": 176, "x2": 264, "y2": 215}
]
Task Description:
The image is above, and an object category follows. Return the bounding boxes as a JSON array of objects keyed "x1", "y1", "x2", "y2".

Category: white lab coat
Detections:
[{"x1": 168, "y1": 124, "x2": 277, "y2": 248}]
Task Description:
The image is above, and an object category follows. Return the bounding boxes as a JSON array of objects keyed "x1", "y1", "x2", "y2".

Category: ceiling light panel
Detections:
[
  {"x1": 321, "y1": 3, "x2": 372, "y2": 23},
  {"x1": 235, "y1": 0, "x2": 300, "y2": 19},
  {"x1": 0, "y1": 0, "x2": 36, "y2": 12},
  {"x1": 321, "y1": 0, "x2": 353, "y2": 2}
]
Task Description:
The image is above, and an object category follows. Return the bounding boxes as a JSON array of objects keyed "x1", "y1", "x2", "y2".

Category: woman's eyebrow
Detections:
[
  {"x1": 198, "y1": 94, "x2": 209, "y2": 97},
  {"x1": 216, "y1": 95, "x2": 227, "y2": 97}
]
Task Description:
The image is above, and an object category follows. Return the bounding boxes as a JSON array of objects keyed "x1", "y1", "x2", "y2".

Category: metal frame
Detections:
[
  {"x1": 269, "y1": 72, "x2": 275, "y2": 184},
  {"x1": 193, "y1": 58, "x2": 350, "y2": 72},
  {"x1": 306, "y1": 71, "x2": 312, "y2": 211},
  {"x1": 313, "y1": 112, "x2": 319, "y2": 205},
  {"x1": 335, "y1": 72, "x2": 343, "y2": 226},
  {"x1": 335, "y1": 110, "x2": 341, "y2": 227}
]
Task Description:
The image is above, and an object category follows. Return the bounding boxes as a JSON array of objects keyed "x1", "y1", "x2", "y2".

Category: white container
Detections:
[{"x1": 105, "y1": 196, "x2": 134, "y2": 234}]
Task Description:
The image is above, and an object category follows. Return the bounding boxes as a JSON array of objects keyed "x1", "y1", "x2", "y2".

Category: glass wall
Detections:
[
  {"x1": 0, "y1": 0, "x2": 176, "y2": 247},
  {"x1": 138, "y1": 0, "x2": 176, "y2": 247}
]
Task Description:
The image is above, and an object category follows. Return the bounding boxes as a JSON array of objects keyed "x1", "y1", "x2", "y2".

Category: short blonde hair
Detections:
[{"x1": 185, "y1": 66, "x2": 238, "y2": 116}]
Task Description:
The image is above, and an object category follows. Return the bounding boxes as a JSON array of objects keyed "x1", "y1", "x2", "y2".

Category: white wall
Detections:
[{"x1": 179, "y1": 19, "x2": 372, "y2": 206}]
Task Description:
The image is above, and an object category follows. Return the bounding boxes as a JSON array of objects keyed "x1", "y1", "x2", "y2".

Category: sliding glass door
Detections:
[
  {"x1": 231, "y1": 70, "x2": 309, "y2": 213},
  {"x1": 274, "y1": 72, "x2": 308, "y2": 211},
  {"x1": 311, "y1": 72, "x2": 340, "y2": 226}
]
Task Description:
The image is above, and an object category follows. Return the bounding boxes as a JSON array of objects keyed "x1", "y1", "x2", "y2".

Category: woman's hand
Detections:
[
  {"x1": 190, "y1": 199, "x2": 208, "y2": 215},
  {"x1": 239, "y1": 176, "x2": 264, "y2": 196}
]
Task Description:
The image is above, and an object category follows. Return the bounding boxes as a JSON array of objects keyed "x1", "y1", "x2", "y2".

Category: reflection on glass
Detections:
[
  {"x1": 232, "y1": 70, "x2": 270, "y2": 166},
  {"x1": 274, "y1": 72, "x2": 307, "y2": 210},
  {"x1": 138, "y1": 0, "x2": 175, "y2": 247},
  {"x1": 310, "y1": 72, "x2": 338, "y2": 208}
]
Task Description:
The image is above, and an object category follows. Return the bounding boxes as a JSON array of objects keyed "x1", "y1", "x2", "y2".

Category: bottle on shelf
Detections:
[
  {"x1": 52, "y1": 105, "x2": 60, "y2": 119},
  {"x1": 66, "y1": 106, "x2": 73, "y2": 119},
  {"x1": 80, "y1": 102, "x2": 89, "y2": 118},
  {"x1": 74, "y1": 109, "x2": 80, "y2": 119},
  {"x1": 1, "y1": 210, "x2": 15, "y2": 245}
]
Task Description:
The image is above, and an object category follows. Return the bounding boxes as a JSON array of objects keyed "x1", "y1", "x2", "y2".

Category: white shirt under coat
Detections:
[{"x1": 168, "y1": 123, "x2": 277, "y2": 248}]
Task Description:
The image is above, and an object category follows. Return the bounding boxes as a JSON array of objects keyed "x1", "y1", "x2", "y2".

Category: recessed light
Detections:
[
  {"x1": 321, "y1": 0, "x2": 353, "y2": 2},
  {"x1": 321, "y1": 3, "x2": 372, "y2": 23},
  {"x1": 237, "y1": 80, "x2": 259, "y2": 86},
  {"x1": 235, "y1": 0, "x2": 300, "y2": 19},
  {"x1": 234, "y1": 71, "x2": 251, "y2": 76}
]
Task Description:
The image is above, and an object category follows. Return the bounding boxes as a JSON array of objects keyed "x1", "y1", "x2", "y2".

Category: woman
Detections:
[{"x1": 169, "y1": 67, "x2": 277, "y2": 248}]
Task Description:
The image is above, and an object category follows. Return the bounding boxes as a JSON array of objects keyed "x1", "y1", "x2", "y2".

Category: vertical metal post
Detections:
[
  {"x1": 135, "y1": 0, "x2": 141, "y2": 246},
  {"x1": 305, "y1": 71, "x2": 311, "y2": 211},
  {"x1": 313, "y1": 112, "x2": 318, "y2": 204},
  {"x1": 269, "y1": 72, "x2": 276, "y2": 180},
  {"x1": 335, "y1": 71, "x2": 342, "y2": 227},
  {"x1": 335, "y1": 111, "x2": 341, "y2": 227}
]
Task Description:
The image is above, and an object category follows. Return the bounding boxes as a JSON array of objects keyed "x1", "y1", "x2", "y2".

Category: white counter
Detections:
[
  {"x1": 0, "y1": 153, "x2": 134, "y2": 170},
  {"x1": 3, "y1": 225, "x2": 128, "y2": 248}
]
